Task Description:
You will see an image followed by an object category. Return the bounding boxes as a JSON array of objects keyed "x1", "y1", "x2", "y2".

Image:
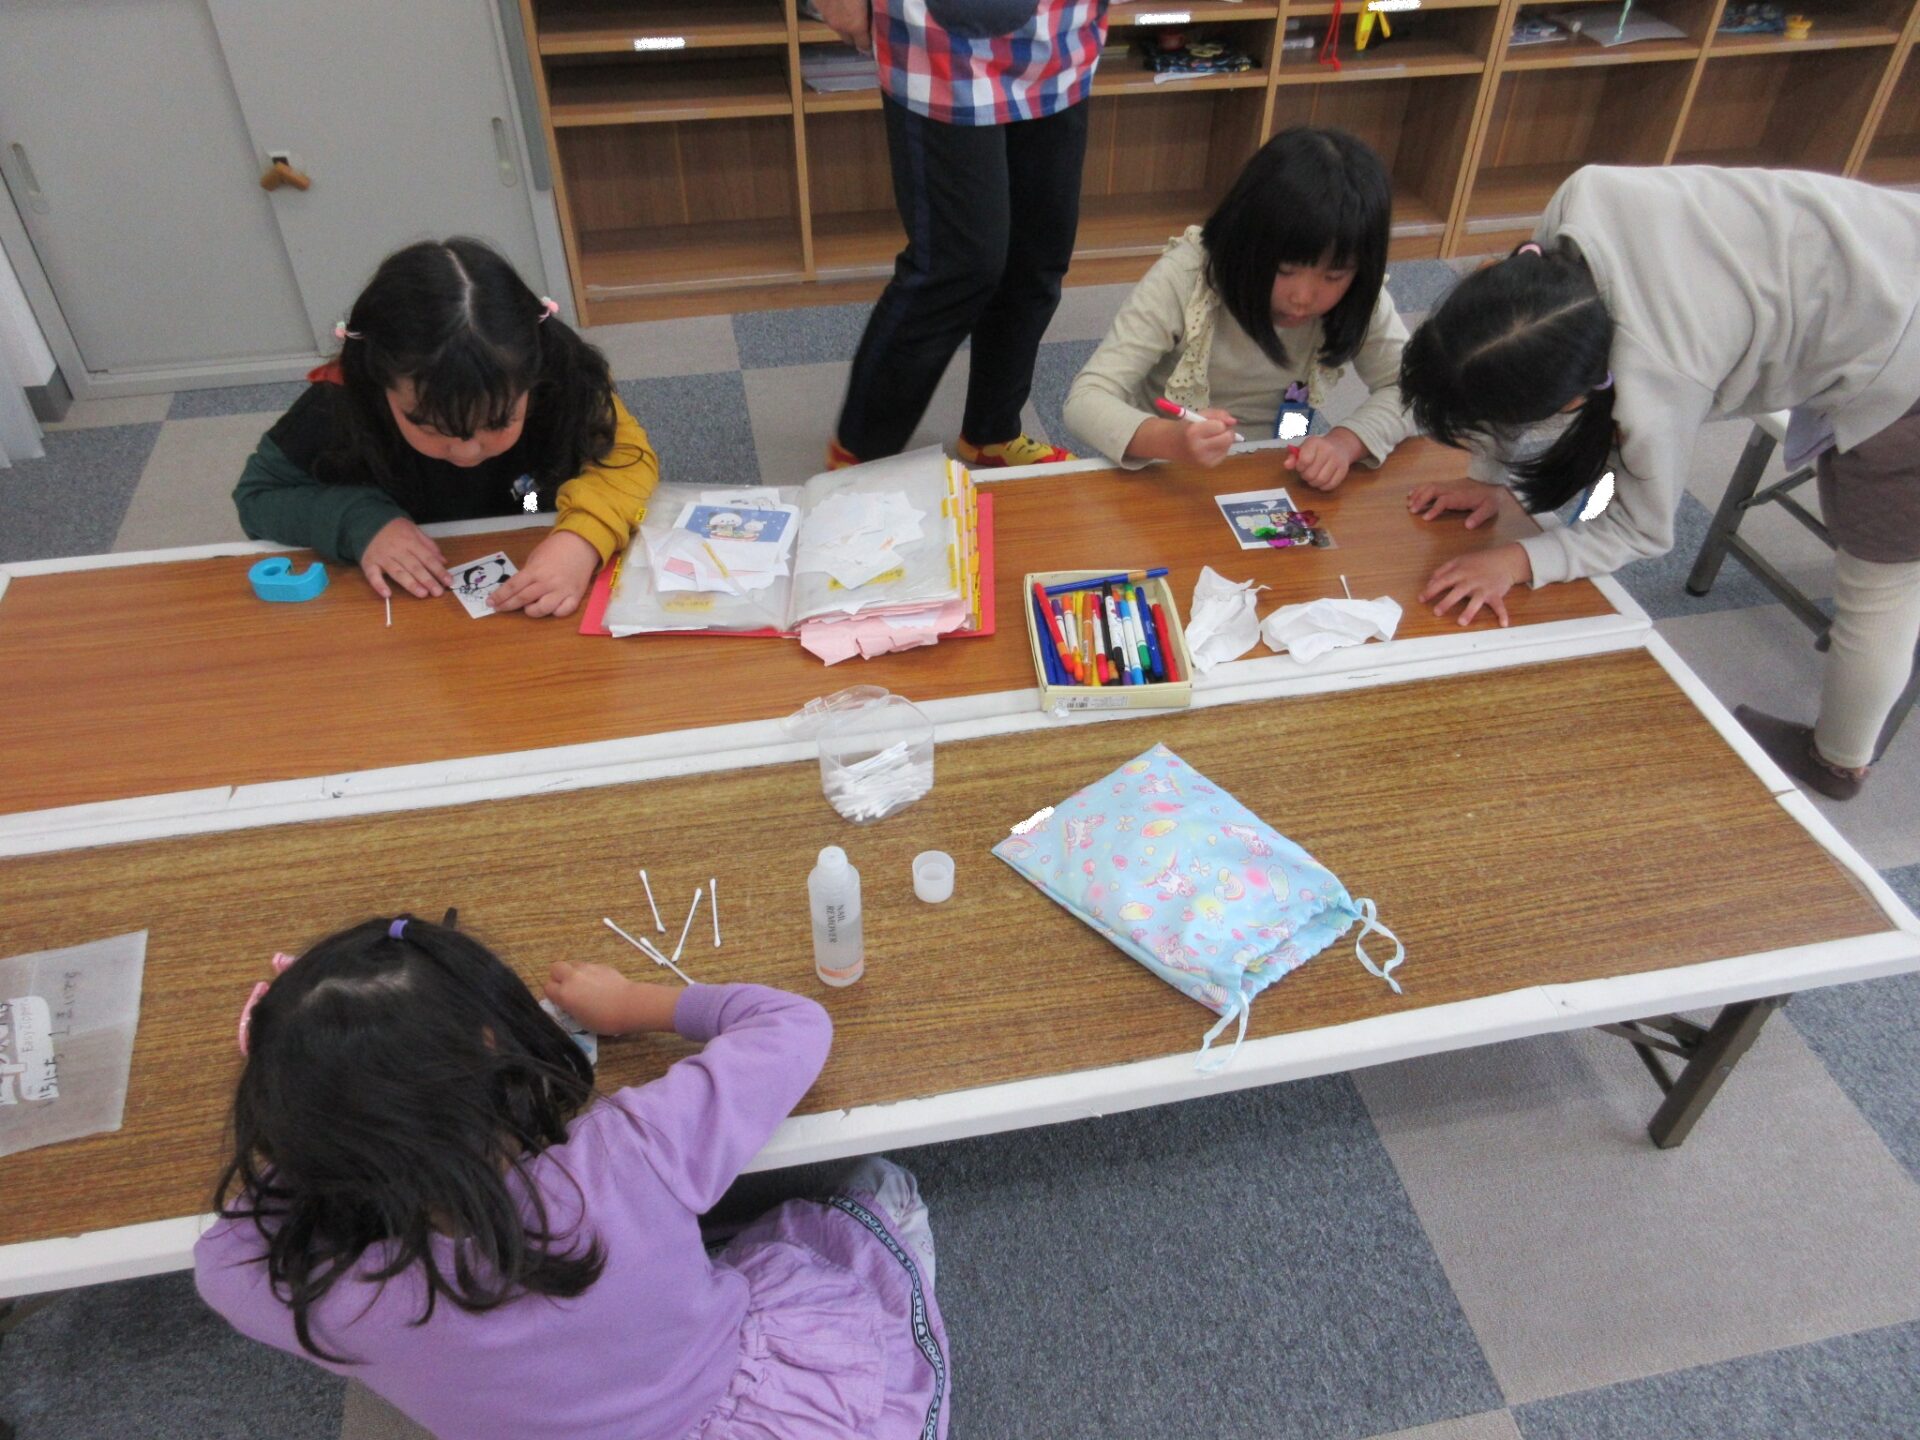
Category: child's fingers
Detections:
[
  {"x1": 551, "y1": 591, "x2": 582, "y2": 619},
  {"x1": 1464, "y1": 498, "x2": 1499, "y2": 529},
  {"x1": 489, "y1": 573, "x2": 537, "y2": 612},
  {"x1": 360, "y1": 560, "x2": 394, "y2": 600},
  {"x1": 384, "y1": 557, "x2": 432, "y2": 600}
]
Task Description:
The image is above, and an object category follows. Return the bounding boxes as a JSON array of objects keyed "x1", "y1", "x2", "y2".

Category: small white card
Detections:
[{"x1": 451, "y1": 551, "x2": 517, "y2": 618}]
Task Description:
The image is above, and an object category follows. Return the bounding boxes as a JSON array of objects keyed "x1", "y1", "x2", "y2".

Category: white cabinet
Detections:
[{"x1": 0, "y1": 0, "x2": 552, "y2": 397}]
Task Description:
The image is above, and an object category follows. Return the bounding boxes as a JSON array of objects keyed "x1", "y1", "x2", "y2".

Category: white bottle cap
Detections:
[
  {"x1": 818, "y1": 845, "x2": 848, "y2": 869},
  {"x1": 912, "y1": 850, "x2": 955, "y2": 903}
]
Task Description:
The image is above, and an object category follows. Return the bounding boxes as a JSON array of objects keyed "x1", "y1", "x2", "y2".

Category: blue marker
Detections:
[{"x1": 1133, "y1": 584, "x2": 1163, "y2": 680}]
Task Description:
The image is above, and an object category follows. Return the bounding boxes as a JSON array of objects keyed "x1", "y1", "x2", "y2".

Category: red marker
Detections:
[
  {"x1": 1154, "y1": 397, "x2": 1244, "y2": 442},
  {"x1": 1151, "y1": 601, "x2": 1180, "y2": 682}
]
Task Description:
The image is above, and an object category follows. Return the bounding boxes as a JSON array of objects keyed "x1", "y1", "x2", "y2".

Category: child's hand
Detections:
[
  {"x1": 1420, "y1": 543, "x2": 1532, "y2": 628},
  {"x1": 544, "y1": 960, "x2": 681, "y2": 1035},
  {"x1": 1127, "y1": 412, "x2": 1241, "y2": 468},
  {"x1": 1285, "y1": 428, "x2": 1367, "y2": 491},
  {"x1": 361, "y1": 517, "x2": 454, "y2": 599},
  {"x1": 1407, "y1": 479, "x2": 1503, "y2": 529},
  {"x1": 490, "y1": 530, "x2": 600, "y2": 619},
  {"x1": 816, "y1": 0, "x2": 872, "y2": 51}
]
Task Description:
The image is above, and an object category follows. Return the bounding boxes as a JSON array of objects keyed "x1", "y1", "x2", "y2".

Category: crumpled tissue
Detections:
[
  {"x1": 1184, "y1": 566, "x2": 1267, "y2": 673},
  {"x1": 1261, "y1": 595, "x2": 1402, "y2": 664}
]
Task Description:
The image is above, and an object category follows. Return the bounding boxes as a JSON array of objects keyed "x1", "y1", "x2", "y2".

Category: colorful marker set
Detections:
[{"x1": 1024, "y1": 569, "x2": 1194, "y2": 712}]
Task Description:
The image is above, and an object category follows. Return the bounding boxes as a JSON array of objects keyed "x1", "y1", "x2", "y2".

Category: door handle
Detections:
[
  {"x1": 7, "y1": 143, "x2": 50, "y2": 214},
  {"x1": 491, "y1": 117, "x2": 519, "y2": 188},
  {"x1": 259, "y1": 159, "x2": 312, "y2": 192}
]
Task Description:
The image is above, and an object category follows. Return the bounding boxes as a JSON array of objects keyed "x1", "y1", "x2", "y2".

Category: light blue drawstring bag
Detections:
[{"x1": 993, "y1": 743, "x2": 1402, "y2": 1070}]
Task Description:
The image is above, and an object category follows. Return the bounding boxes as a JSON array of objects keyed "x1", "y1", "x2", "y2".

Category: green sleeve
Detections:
[{"x1": 232, "y1": 434, "x2": 406, "y2": 565}]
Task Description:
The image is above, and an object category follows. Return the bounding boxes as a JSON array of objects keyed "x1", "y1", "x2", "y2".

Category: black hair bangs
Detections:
[
  {"x1": 390, "y1": 328, "x2": 532, "y2": 440},
  {"x1": 1203, "y1": 126, "x2": 1393, "y2": 370}
]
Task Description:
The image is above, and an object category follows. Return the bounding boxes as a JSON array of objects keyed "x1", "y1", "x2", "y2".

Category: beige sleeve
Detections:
[
  {"x1": 1335, "y1": 288, "x2": 1413, "y2": 467},
  {"x1": 1062, "y1": 245, "x2": 1203, "y2": 470}
]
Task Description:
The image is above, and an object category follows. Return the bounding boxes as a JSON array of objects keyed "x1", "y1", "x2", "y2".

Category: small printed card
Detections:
[
  {"x1": 451, "y1": 551, "x2": 517, "y2": 618},
  {"x1": 683, "y1": 503, "x2": 795, "y2": 547},
  {"x1": 1215, "y1": 488, "x2": 1334, "y2": 551}
]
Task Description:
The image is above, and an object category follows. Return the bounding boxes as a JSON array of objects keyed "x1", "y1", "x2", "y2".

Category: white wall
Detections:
[{"x1": 0, "y1": 238, "x2": 56, "y2": 389}]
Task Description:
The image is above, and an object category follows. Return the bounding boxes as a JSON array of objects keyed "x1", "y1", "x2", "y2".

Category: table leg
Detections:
[{"x1": 1598, "y1": 995, "x2": 1789, "y2": 1148}]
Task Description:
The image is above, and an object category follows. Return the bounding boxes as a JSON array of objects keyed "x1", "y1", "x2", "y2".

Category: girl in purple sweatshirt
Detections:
[{"x1": 195, "y1": 915, "x2": 950, "y2": 1440}]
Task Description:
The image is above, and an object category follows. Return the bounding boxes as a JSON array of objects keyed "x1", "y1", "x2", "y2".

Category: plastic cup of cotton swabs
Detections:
[{"x1": 816, "y1": 694, "x2": 935, "y2": 823}]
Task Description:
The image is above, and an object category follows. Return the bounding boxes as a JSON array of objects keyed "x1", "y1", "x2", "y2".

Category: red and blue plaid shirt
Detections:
[{"x1": 874, "y1": 0, "x2": 1109, "y2": 126}]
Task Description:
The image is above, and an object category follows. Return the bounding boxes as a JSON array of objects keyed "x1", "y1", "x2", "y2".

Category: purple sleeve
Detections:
[
  {"x1": 194, "y1": 1215, "x2": 302, "y2": 1353},
  {"x1": 602, "y1": 983, "x2": 832, "y2": 1213}
]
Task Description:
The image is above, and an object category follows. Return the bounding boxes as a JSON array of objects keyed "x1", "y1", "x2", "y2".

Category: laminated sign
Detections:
[{"x1": 0, "y1": 931, "x2": 147, "y2": 1158}]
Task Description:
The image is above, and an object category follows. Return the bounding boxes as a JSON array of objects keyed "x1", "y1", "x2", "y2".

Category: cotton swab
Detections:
[
  {"x1": 1340, "y1": 574, "x2": 1353, "y2": 600},
  {"x1": 672, "y1": 887, "x2": 703, "y2": 966},
  {"x1": 604, "y1": 916, "x2": 693, "y2": 984},
  {"x1": 638, "y1": 869, "x2": 665, "y2": 932},
  {"x1": 711, "y1": 877, "x2": 721, "y2": 947},
  {"x1": 385, "y1": 594, "x2": 392, "y2": 627}
]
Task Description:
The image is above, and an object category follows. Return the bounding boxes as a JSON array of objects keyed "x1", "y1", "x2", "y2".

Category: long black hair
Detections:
[
  {"x1": 213, "y1": 916, "x2": 604, "y2": 1363},
  {"x1": 1400, "y1": 241, "x2": 1617, "y2": 513},
  {"x1": 1201, "y1": 126, "x2": 1393, "y2": 370},
  {"x1": 327, "y1": 238, "x2": 637, "y2": 506}
]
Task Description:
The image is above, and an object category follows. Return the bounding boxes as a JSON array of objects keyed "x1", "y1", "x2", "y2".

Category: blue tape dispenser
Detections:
[{"x1": 248, "y1": 556, "x2": 329, "y2": 603}]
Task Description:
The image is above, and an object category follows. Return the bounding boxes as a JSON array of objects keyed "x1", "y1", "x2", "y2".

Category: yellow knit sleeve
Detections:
[{"x1": 554, "y1": 395, "x2": 660, "y2": 563}]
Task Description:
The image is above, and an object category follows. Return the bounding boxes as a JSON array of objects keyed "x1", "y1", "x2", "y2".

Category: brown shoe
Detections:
[{"x1": 1733, "y1": 705, "x2": 1867, "y2": 801}]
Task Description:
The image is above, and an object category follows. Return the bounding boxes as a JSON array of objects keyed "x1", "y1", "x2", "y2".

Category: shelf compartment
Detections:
[
  {"x1": 1291, "y1": 0, "x2": 1501, "y2": 13},
  {"x1": 546, "y1": 55, "x2": 792, "y2": 126},
  {"x1": 1077, "y1": 89, "x2": 1267, "y2": 253},
  {"x1": 1280, "y1": 8, "x2": 1498, "y2": 82},
  {"x1": 1674, "y1": 47, "x2": 1893, "y2": 171},
  {"x1": 805, "y1": 108, "x2": 905, "y2": 278},
  {"x1": 1269, "y1": 74, "x2": 1481, "y2": 252},
  {"x1": 1711, "y1": 0, "x2": 1908, "y2": 53},
  {"x1": 1501, "y1": 0, "x2": 1715, "y2": 67},
  {"x1": 559, "y1": 116, "x2": 804, "y2": 304},
  {"x1": 1096, "y1": 20, "x2": 1274, "y2": 93},
  {"x1": 1461, "y1": 60, "x2": 1692, "y2": 241},
  {"x1": 1109, "y1": 2, "x2": 1282, "y2": 23},
  {"x1": 1860, "y1": 48, "x2": 1920, "y2": 188},
  {"x1": 535, "y1": 0, "x2": 791, "y2": 55}
]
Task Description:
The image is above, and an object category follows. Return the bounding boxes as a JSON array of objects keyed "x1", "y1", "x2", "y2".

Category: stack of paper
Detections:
[
  {"x1": 801, "y1": 43, "x2": 879, "y2": 92},
  {"x1": 647, "y1": 490, "x2": 799, "y2": 598}
]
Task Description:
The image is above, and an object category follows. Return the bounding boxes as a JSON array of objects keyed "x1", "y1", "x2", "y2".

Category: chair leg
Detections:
[{"x1": 1688, "y1": 428, "x2": 1778, "y2": 596}]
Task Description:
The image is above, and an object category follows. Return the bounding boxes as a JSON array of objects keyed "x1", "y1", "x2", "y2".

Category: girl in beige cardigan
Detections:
[{"x1": 1063, "y1": 127, "x2": 1413, "y2": 488}]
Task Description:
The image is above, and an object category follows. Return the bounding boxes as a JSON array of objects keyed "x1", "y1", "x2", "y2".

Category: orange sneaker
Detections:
[
  {"x1": 956, "y1": 433, "x2": 1076, "y2": 468},
  {"x1": 825, "y1": 437, "x2": 861, "y2": 471}
]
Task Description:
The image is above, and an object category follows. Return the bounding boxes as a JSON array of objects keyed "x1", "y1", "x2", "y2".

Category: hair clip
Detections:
[
  {"x1": 333, "y1": 321, "x2": 364, "y2": 341},
  {"x1": 1594, "y1": 371, "x2": 1614, "y2": 391},
  {"x1": 236, "y1": 952, "x2": 298, "y2": 1056},
  {"x1": 537, "y1": 297, "x2": 560, "y2": 323},
  {"x1": 1516, "y1": 242, "x2": 1543, "y2": 258}
]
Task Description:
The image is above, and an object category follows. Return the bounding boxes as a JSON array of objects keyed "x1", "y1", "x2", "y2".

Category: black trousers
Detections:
[{"x1": 835, "y1": 96, "x2": 1091, "y2": 459}]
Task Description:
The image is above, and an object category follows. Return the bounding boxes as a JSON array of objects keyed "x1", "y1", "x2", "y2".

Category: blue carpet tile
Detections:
[
  {"x1": 618, "y1": 372, "x2": 761, "y2": 488},
  {"x1": 167, "y1": 381, "x2": 311, "y2": 421},
  {"x1": 0, "y1": 423, "x2": 161, "y2": 562}
]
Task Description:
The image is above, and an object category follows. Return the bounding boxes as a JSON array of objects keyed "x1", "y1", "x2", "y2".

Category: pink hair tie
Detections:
[
  {"x1": 537, "y1": 296, "x2": 560, "y2": 323},
  {"x1": 1516, "y1": 242, "x2": 1543, "y2": 257},
  {"x1": 236, "y1": 953, "x2": 298, "y2": 1056},
  {"x1": 333, "y1": 320, "x2": 364, "y2": 341}
]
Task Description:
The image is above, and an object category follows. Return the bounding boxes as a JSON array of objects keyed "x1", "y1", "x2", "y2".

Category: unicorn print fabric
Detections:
[{"x1": 992, "y1": 743, "x2": 1402, "y2": 1067}]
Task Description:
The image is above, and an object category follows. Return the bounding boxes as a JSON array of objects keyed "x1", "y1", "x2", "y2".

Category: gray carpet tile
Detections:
[
  {"x1": 1786, "y1": 862, "x2": 1920, "y2": 1184},
  {"x1": 0, "y1": 422, "x2": 162, "y2": 562},
  {"x1": 0, "y1": 1270, "x2": 344, "y2": 1440},
  {"x1": 1028, "y1": 337, "x2": 1101, "y2": 454},
  {"x1": 888, "y1": 1075, "x2": 1504, "y2": 1440},
  {"x1": 1512, "y1": 1318, "x2": 1920, "y2": 1440},
  {"x1": 1386, "y1": 261, "x2": 1463, "y2": 317},
  {"x1": 167, "y1": 380, "x2": 310, "y2": 421},
  {"x1": 617, "y1": 372, "x2": 761, "y2": 488},
  {"x1": 733, "y1": 300, "x2": 924, "y2": 371}
]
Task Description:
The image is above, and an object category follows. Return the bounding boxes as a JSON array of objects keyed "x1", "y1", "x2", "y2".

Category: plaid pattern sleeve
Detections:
[{"x1": 874, "y1": 0, "x2": 1110, "y2": 126}]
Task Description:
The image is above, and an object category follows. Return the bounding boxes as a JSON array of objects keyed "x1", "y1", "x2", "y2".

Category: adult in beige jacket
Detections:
[{"x1": 1400, "y1": 164, "x2": 1920, "y2": 800}]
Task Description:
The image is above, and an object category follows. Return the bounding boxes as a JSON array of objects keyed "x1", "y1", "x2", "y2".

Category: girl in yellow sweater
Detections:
[{"x1": 234, "y1": 238, "x2": 656, "y2": 619}]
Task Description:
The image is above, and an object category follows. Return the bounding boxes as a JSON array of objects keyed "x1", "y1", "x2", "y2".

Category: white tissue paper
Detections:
[
  {"x1": 1184, "y1": 566, "x2": 1268, "y2": 673},
  {"x1": 1261, "y1": 596, "x2": 1402, "y2": 664}
]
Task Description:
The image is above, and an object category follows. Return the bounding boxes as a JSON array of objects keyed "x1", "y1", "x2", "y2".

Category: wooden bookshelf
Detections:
[{"x1": 515, "y1": 0, "x2": 1920, "y2": 323}]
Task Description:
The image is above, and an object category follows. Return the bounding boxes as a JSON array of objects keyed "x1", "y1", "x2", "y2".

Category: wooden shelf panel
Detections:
[
  {"x1": 1711, "y1": 20, "x2": 1901, "y2": 51},
  {"x1": 1859, "y1": 137, "x2": 1920, "y2": 187},
  {"x1": 547, "y1": 57, "x2": 793, "y2": 125},
  {"x1": 1110, "y1": 1, "x2": 1282, "y2": 22},
  {"x1": 578, "y1": 220, "x2": 806, "y2": 298},
  {"x1": 536, "y1": 0, "x2": 791, "y2": 54},
  {"x1": 802, "y1": 86, "x2": 884, "y2": 112},
  {"x1": 1502, "y1": 38, "x2": 1702, "y2": 67},
  {"x1": 1460, "y1": 158, "x2": 1575, "y2": 230},
  {"x1": 1093, "y1": 66, "x2": 1271, "y2": 95},
  {"x1": 1074, "y1": 189, "x2": 1219, "y2": 256},
  {"x1": 1291, "y1": 0, "x2": 1498, "y2": 12},
  {"x1": 1279, "y1": 37, "x2": 1490, "y2": 81},
  {"x1": 812, "y1": 208, "x2": 906, "y2": 276}
]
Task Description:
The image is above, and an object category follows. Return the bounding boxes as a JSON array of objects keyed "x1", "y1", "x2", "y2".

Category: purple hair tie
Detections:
[
  {"x1": 389, "y1": 919, "x2": 409, "y2": 939},
  {"x1": 1595, "y1": 372, "x2": 1614, "y2": 391}
]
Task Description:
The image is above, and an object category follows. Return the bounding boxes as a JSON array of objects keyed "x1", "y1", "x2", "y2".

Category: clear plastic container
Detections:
[{"x1": 788, "y1": 686, "x2": 935, "y2": 824}]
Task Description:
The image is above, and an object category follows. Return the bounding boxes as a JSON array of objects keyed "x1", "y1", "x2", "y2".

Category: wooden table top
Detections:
[
  {"x1": 0, "y1": 650, "x2": 1886, "y2": 1249},
  {"x1": 0, "y1": 442, "x2": 1615, "y2": 817}
]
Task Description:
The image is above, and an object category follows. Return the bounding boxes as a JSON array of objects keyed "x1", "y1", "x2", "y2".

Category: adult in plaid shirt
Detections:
[{"x1": 819, "y1": 0, "x2": 1111, "y2": 471}]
